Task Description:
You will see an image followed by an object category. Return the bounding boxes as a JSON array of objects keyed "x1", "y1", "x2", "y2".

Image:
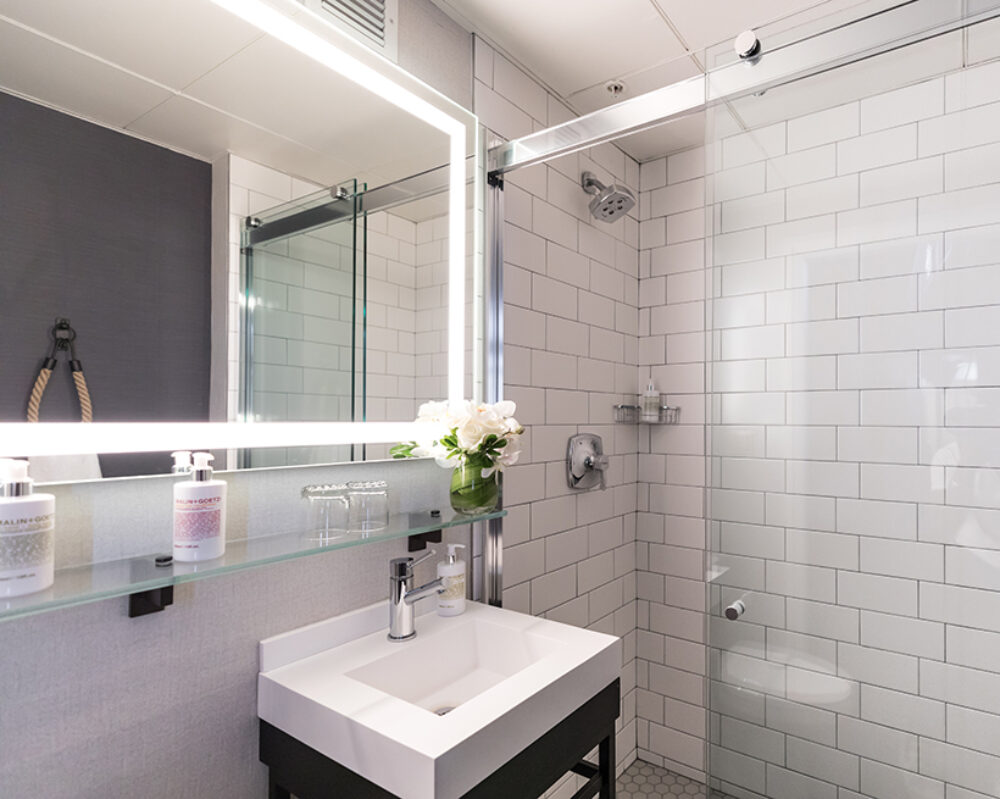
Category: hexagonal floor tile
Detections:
[{"x1": 615, "y1": 760, "x2": 739, "y2": 799}]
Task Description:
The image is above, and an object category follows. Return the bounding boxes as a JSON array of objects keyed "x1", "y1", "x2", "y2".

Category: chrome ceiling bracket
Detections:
[{"x1": 734, "y1": 29, "x2": 761, "y2": 61}]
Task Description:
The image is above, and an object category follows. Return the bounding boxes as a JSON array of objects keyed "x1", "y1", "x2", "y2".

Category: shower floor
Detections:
[{"x1": 616, "y1": 761, "x2": 737, "y2": 798}]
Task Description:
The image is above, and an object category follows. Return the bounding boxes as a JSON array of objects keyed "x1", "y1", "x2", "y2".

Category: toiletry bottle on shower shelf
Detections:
[
  {"x1": 642, "y1": 380, "x2": 660, "y2": 422},
  {"x1": 173, "y1": 452, "x2": 226, "y2": 562},
  {"x1": 437, "y1": 543, "x2": 467, "y2": 617},
  {"x1": 0, "y1": 458, "x2": 55, "y2": 598}
]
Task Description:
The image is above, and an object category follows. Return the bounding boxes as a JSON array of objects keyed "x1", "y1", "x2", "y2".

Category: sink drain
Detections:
[{"x1": 432, "y1": 706, "x2": 455, "y2": 716}]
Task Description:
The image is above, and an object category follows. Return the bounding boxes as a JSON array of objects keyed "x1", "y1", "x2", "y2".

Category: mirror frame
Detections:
[{"x1": 0, "y1": 0, "x2": 477, "y2": 459}]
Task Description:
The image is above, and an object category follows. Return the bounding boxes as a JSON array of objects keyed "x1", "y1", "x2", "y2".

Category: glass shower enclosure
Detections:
[
  {"x1": 705, "y1": 3, "x2": 1000, "y2": 798},
  {"x1": 486, "y1": 1, "x2": 1000, "y2": 797}
]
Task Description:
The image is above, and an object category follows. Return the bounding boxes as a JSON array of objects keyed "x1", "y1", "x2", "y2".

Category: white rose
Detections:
[
  {"x1": 479, "y1": 412, "x2": 508, "y2": 441},
  {"x1": 493, "y1": 400, "x2": 516, "y2": 418},
  {"x1": 456, "y1": 417, "x2": 488, "y2": 451}
]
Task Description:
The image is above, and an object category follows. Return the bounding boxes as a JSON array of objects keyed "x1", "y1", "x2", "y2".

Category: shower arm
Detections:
[{"x1": 580, "y1": 172, "x2": 607, "y2": 196}]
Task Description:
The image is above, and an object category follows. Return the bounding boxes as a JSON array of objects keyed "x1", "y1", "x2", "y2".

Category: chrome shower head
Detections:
[{"x1": 581, "y1": 171, "x2": 635, "y2": 223}]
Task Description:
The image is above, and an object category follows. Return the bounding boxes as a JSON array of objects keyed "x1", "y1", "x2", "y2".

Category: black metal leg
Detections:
[
  {"x1": 268, "y1": 773, "x2": 291, "y2": 799},
  {"x1": 599, "y1": 728, "x2": 616, "y2": 799}
]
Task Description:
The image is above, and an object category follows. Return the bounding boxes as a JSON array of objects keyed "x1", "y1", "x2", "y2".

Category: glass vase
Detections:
[{"x1": 449, "y1": 463, "x2": 499, "y2": 515}]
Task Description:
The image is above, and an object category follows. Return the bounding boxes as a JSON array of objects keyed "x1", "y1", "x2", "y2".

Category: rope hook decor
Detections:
[{"x1": 26, "y1": 317, "x2": 93, "y2": 423}]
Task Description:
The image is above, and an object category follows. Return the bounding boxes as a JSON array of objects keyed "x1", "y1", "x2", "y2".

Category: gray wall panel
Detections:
[{"x1": 0, "y1": 92, "x2": 212, "y2": 476}]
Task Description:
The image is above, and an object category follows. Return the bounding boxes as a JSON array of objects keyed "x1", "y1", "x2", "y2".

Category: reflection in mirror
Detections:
[
  {"x1": 238, "y1": 164, "x2": 459, "y2": 468},
  {"x1": 0, "y1": 0, "x2": 474, "y2": 479}
]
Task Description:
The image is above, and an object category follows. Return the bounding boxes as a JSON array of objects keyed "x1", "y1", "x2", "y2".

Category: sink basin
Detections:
[
  {"x1": 258, "y1": 601, "x2": 621, "y2": 799},
  {"x1": 347, "y1": 616, "x2": 552, "y2": 714}
]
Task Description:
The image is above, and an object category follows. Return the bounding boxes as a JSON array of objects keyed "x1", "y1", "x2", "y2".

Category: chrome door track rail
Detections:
[{"x1": 488, "y1": 0, "x2": 1000, "y2": 175}]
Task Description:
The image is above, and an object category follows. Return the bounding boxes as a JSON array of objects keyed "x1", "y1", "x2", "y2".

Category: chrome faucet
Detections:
[{"x1": 388, "y1": 550, "x2": 444, "y2": 642}]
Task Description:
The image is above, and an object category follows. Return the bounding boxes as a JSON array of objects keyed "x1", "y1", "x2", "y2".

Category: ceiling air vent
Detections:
[{"x1": 310, "y1": 0, "x2": 398, "y2": 62}]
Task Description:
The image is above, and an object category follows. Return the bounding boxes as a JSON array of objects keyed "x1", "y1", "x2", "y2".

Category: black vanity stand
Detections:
[{"x1": 260, "y1": 678, "x2": 620, "y2": 799}]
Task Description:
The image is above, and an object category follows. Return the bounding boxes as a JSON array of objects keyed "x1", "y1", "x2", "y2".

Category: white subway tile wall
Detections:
[
  {"x1": 635, "y1": 130, "x2": 712, "y2": 779},
  {"x1": 475, "y1": 38, "x2": 641, "y2": 794},
  {"x1": 702, "y1": 60, "x2": 1000, "y2": 799}
]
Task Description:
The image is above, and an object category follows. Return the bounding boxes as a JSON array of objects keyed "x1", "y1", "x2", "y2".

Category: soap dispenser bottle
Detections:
[
  {"x1": 642, "y1": 379, "x2": 660, "y2": 422},
  {"x1": 173, "y1": 452, "x2": 226, "y2": 562},
  {"x1": 437, "y1": 543, "x2": 467, "y2": 617},
  {"x1": 0, "y1": 459, "x2": 55, "y2": 597}
]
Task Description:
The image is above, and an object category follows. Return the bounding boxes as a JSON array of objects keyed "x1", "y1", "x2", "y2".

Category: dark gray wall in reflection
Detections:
[{"x1": 0, "y1": 91, "x2": 212, "y2": 477}]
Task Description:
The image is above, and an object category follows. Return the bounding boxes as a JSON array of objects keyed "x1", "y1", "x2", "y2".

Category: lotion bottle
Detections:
[
  {"x1": 437, "y1": 543, "x2": 466, "y2": 616},
  {"x1": 0, "y1": 459, "x2": 55, "y2": 597},
  {"x1": 173, "y1": 452, "x2": 226, "y2": 562}
]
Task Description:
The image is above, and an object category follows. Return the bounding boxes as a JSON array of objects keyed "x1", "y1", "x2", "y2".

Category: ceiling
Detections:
[
  {"x1": 432, "y1": 0, "x2": 897, "y2": 159},
  {"x1": 0, "y1": 0, "x2": 453, "y2": 193}
]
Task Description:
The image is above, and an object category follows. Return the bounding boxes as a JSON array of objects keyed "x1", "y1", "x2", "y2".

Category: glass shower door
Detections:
[
  {"x1": 706, "y1": 7, "x2": 1000, "y2": 798},
  {"x1": 241, "y1": 178, "x2": 363, "y2": 467}
]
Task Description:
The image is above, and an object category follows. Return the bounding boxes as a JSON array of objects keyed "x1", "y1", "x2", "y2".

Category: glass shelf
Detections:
[{"x1": 0, "y1": 507, "x2": 505, "y2": 623}]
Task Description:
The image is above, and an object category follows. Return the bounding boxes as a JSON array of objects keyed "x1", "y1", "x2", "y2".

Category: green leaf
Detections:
[{"x1": 390, "y1": 442, "x2": 418, "y2": 459}]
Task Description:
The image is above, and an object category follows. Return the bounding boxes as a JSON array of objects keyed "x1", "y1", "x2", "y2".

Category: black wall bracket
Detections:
[
  {"x1": 406, "y1": 510, "x2": 443, "y2": 552},
  {"x1": 128, "y1": 586, "x2": 174, "y2": 618}
]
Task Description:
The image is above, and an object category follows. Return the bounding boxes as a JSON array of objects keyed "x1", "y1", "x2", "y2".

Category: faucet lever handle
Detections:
[{"x1": 390, "y1": 549, "x2": 436, "y2": 580}]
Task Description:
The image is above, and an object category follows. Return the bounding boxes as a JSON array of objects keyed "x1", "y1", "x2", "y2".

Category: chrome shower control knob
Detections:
[
  {"x1": 584, "y1": 454, "x2": 609, "y2": 471},
  {"x1": 734, "y1": 30, "x2": 761, "y2": 61},
  {"x1": 724, "y1": 600, "x2": 746, "y2": 620}
]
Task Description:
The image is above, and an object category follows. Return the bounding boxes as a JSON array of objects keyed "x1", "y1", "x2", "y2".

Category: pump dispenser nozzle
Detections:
[
  {"x1": 171, "y1": 451, "x2": 192, "y2": 474},
  {"x1": 191, "y1": 452, "x2": 214, "y2": 481},
  {"x1": 0, "y1": 459, "x2": 32, "y2": 497},
  {"x1": 445, "y1": 543, "x2": 466, "y2": 564}
]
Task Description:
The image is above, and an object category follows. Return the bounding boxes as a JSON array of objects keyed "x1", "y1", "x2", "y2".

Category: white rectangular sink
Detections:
[{"x1": 258, "y1": 601, "x2": 621, "y2": 799}]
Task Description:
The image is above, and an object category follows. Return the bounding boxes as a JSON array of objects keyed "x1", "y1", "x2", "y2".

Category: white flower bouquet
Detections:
[{"x1": 391, "y1": 400, "x2": 524, "y2": 513}]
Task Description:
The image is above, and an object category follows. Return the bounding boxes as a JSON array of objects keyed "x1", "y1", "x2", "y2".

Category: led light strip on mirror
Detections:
[
  {"x1": 2, "y1": 0, "x2": 472, "y2": 458},
  {"x1": 0, "y1": 421, "x2": 418, "y2": 457}
]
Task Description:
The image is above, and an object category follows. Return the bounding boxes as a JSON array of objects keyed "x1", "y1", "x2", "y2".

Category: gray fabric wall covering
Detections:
[{"x1": 0, "y1": 91, "x2": 212, "y2": 477}]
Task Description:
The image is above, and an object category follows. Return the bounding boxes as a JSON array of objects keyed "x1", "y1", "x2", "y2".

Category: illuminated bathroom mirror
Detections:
[{"x1": 0, "y1": 0, "x2": 479, "y2": 478}]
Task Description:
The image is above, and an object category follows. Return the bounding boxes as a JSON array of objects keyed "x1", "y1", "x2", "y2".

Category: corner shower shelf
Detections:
[
  {"x1": 0, "y1": 507, "x2": 505, "y2": 623},
  {"x1": 614, "y1": 395, "x2": 680, "y2": 425}
]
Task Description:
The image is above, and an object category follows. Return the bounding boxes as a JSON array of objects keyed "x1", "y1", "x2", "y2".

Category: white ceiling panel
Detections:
[
  {"x1": 436, "y1": 0, "x2": 686, "y2": 97},
  {"x1": 0, "y1": 0, "x2": 263, "y2": 90},
  {"x1": 0, "y1": 19, "x2": 172, "y2": 129},
  {"x1": 126, "y1": 95, "x2": 357, "y2": 186},
  {"x1": 1, "y1": 0, "x2": 459, "y2": 190},
  {"x1": 183, "y1": 35, "x2": 447, "y2": 181},
  {"x1": 651, "y1": 0, "x2": 842, "y2": 53},
  {"x1": 566, "y1": 54, "x2": 702, "y2": 115}
]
